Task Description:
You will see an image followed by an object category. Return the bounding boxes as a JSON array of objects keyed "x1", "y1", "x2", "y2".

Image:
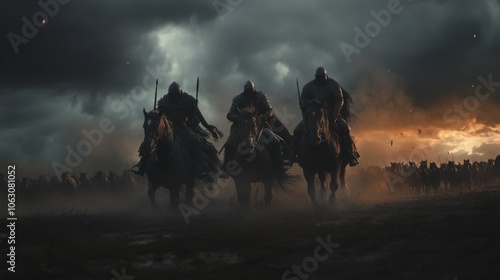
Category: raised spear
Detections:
[
  {"x1": 153, "y1": 79, "x2": 158, "y2": 110},
  {"x1": 196, "y1": 76, "x2": 199, "y2": 102},
  {"x1": 296, "y1": 78, "x2": 301, "y2": 107}
]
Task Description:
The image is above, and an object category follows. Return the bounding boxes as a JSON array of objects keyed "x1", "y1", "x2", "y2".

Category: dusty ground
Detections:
[{"x1": 2, "y1": 178, "x2": 499, "y2": 280}]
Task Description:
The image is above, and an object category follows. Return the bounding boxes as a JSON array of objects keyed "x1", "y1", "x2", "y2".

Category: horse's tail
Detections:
[{"x1": 276, "y1": 169, "x2": 300, "y2": 195}]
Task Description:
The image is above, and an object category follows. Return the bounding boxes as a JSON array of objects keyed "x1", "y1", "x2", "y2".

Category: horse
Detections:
[
  {"x1": 429, "y1": 162, "x2": 441, "y2": 192},
  {"x1": 37, "y1": 175, "x2": 50, "y2": 195},
  {"x1": 298, "y1": 98, "x2": 341, "y2": 206},
  {"x1": 121, "y1": 170, "x2": 138, "y2": 189},
  {"x1": 93, "y1": 171, "x2": 109, "y2": 190},
  {"x1": 418, "y1": 160, "x2": 432, "y2": 193},
  {"x1": 108, "y1": 171, "x2": 121, "y2": 190},
  {"x1": 79, "y1": 172, "x2": 93, "y2": 190},
  {"x1": 61, "y1": 172, "x2": 79, "y2": 194},
  {"x1": 225, "y1": 106, "x2": 295, "y2": 208},
  {"x1": 495, "y1": 155, "x2": 500, "y2": 183},
  {"x1": 385, "y1": 162, "x2": 404, "y2": 193},
  {"x1": 447, "y1": 161, "x2": 461, "y2": 191},
  {"x1": 460, "y1": 159, "x2": 473, "y2": 190},
  {"x1": 141, "y1": 108, "x2": 196, "y2": 209}
]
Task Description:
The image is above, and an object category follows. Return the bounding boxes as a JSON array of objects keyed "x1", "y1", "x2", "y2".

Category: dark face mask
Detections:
[
  {"x1": 243, "y1": 89, "x2": 254, "y2": 99},
  {"x1": 315, "y1": 75, "x2": 328, "y2": 84}
]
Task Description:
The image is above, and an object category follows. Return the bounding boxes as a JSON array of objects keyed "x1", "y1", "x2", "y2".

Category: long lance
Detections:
[
  {"x1": 296, "y1": 78, "x2": 301, "y2": 108},
  {"x1": 153, "y1": 79, "x2": 158, "y2": 110},
  {"x1": 196, "y1": 76, "x2": 199, "y2": 103}
]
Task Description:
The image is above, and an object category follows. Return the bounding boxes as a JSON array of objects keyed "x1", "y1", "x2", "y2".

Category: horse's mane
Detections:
[
  {"x1": 340, "y1": 87, "x2": 355, "y2": 123},
  {"x1": 156, "y1": 114, "x2": 173, "y2": 141},
  {"x1": 147, "y1": 113, "x2": 173, "y2": 154},
  {"x1": 306, "y1": 101, "x2": 337, "y2": 145}
]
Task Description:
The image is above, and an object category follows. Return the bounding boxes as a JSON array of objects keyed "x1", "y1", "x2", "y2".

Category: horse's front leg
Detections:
[
  {"x1": 339, "y1": 161, "x2": 350, "y2": 197},
  {"x1": 185, "y1": 180, "x2": 195, "y2": 206},
  {"x1": 318, "y1": 171, "x2": 327, "y2": 202},
  {"x1": 147, "y1": 180, "x2": 158, "y2": 210},
  {"x1": 263, "y1": 180, "x2": 274, "y2": 207},
  {"x1": 329, "y1": 164, "x2": 340, "y2": 204},
  {"x1": 303, "y1": 169, "x2": 317, "y2": 206},
  {"x1": 235, "y1": 180, "x2": 251, "y2": 209},
  {"x1": 169, "y1": 185, "x2": 180, "y2": 210}
]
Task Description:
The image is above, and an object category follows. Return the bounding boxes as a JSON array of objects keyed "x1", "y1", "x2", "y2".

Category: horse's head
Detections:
[
  {"x1": 303, "y1": 98, "x2": 329, "y2": 145},
  {"x1": 143, "y1": 108, "x2": 160, "y2": 146},
  {"x1": 237, "y1": 106, "x2": 260, "y2": 148},
  {"x1": 430, "y1": 162, "x2": 437, "y2": 170},
  {"x1": 142, "y1": 108, "x2": 173, "y2": 154}
]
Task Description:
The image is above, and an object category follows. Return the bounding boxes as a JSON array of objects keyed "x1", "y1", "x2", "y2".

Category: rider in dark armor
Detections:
[
  {"x1": 287, "y1": 67, "x2": 360, "y2": 167},
  {"x1": 132, "y1": 82, "x2": 222, "y2": 177},
  {"x1": 218, "y1": 80, "x2": 291, "y2": 179}
]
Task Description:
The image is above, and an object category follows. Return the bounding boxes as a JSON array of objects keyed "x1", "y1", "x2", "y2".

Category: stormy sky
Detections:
[{"x1": 1, "y1": 0, "x2": 499, "y2": 176}]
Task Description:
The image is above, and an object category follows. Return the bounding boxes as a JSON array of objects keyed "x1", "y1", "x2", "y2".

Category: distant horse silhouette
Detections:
[
  {"x1": 429, "y1": 162, "x2": 441, "y2": 192},
  {"x1": 298, "y1": 98, "x2": 341, "y2": 205},
  {"x1": 93, "y1": 171, "x2": 109, "y2": 189},
  {"x1": 79, "y1": 172, "x2": 92, "y2": 190},
  {"x1": 495, "y1": 155, "x2": 500, "y2": 183},
  {"x1": 61, "y1": 172, "x2": 79, "y2": 194},
  {"x1": 121, "y1": 170, "x2": 138, "y2": 189},
  {"x1": 419, "y1": 160, "x2": 432, "y2": 193},
  {"x1": 226, "y1": 106, "x2": 295, "y2": 208},
  {"x1": 460, "y1": 159, "x2": 472, "y2": 190}
]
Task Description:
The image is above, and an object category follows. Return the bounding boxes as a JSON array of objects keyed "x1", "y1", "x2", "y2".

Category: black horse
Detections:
[
  {"x1": 298, "y1": 98, "x2": 341, "y2": 206},
  {"x1": 226, "y1": 106, "x2": 294, "y2": 208},
  {"x1": 142, "y1": 109, "x2": 195, "y2": 209}
]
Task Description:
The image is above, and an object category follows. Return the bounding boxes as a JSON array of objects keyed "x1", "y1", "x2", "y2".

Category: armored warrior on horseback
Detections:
[
  {"x1": 218, "y1": 80, "x2": 292, "y2": 179},
  {"x1": 132, "y1": 81, "x2": 222, "y2": 179},
  {"x1": 288, "y1": 67, "x2": 360, "y2": 167}
]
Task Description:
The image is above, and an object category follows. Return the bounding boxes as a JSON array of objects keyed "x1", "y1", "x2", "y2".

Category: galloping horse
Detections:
[
  {"x1": 142, "y1": 108, "x2": 195, "y2": 209},
  {"x1": 227, "y1": 106, "x2": 294, "y2": 208},
  {"x1": 298, "y1": 98, "x2": 341, "y2": 205}
]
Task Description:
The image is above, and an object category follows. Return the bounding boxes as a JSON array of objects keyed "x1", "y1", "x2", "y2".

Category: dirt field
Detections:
[{"x1": 2, "y1": 178, "x2": 499, "y2": 280}]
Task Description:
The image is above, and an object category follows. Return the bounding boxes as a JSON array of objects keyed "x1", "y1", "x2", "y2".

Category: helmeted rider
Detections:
[
  {"x1": 218, "y1": 80, "x2": 291, "y2": 179},
  {"x1": 287, "y1": 67, "x2": 360, "y2": 167},
  {"x1": 132, "y1": 82, "x2": 222, "y2": 177}
]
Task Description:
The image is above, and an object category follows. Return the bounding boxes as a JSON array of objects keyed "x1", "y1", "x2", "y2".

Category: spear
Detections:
[
  {"x1": 296, "y1": 78, "x2": 301, "y2": 107},
  {"x1": 196, "y1": 76, "x2": 199, "y2": 102},
  {"x1": 153, "y1": 79, "x2": 158, "y2": 110}
]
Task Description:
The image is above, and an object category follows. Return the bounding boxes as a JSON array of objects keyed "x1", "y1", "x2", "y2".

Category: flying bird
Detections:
[
  {"x1": 391, "y1": 140, "x2": 393, "y2": 147},
  {"x1": 418, "y1": 129, "x2": 422, "y2": 135}
]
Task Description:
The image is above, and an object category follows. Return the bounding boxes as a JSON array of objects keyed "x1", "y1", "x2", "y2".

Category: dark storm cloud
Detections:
[
  {"x1": 1, "y1": 0, "x2": 499, "y2": 173},
  {"x1": 0, "y1": 0, "x2": 216, "y2": 92}
]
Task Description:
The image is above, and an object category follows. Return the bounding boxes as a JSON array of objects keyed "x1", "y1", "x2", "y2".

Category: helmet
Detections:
[
  {"x1": 168, "y1": 82, "x2": 182, "y2": 95},
  {"x1": 244, "y1": 80, "x2": 255, "y2": 91},
  {"x1": 315, "y1": 67, "x2": 328, "y2": 80}
]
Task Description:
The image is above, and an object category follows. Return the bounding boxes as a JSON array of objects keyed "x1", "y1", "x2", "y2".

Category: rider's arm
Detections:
[
  {"x1": 226, "y1": 97, "x2": 239, "y2": 122},
  {"x1": 331, "y1": 85, "x2": 344, "y2": 120},
  {"x1": 299, "y1": 84, "x2": 309, "y2": 113},
  {"x1": 259, "y1": 93, "x2": 274, "y2": 120}
]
